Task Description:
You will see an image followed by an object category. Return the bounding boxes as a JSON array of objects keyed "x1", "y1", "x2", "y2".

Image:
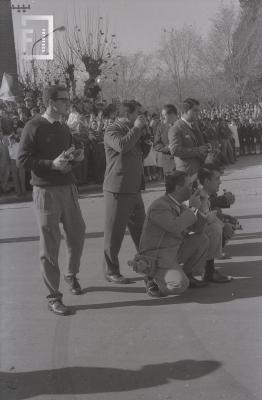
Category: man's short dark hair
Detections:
[
  {"x1": 103, "y1": 103, "x2": 117, "y2": 118},
  {"x1": 162, "y1": 104, "x2": 177, "y2": 115},
  {"x1": 182, "y1": 98, "x2": 200, "y2": 114},
  {"x1": 42, "y1": 85, "x2": 68, "y2": 107},
  {"x1": 198, "y1": 164, "x2": 221, "y2": 185},
  {"x1": 165, "y1": 171, "x2": 187, "y2": 193},
  {"x1": 120, "y1": 100, "x2": 140, "y2": 114}
]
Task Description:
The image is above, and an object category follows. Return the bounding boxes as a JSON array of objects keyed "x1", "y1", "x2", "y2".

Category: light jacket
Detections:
[{"x1": 139, "y1": 194, "x2": 199, "y2": 254}]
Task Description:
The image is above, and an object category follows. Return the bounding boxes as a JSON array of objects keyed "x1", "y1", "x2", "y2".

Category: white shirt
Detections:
[
  {"x1": 228, "y1": 123, "x2": 240, "y2": 147},
  {"x1": 8, "y1": 140, "x2": 19, "y2": 160}
]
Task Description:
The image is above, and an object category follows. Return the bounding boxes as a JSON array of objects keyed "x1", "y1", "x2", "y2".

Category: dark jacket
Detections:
[
  {"x1": 103, "y1": 118, "x2": 149, "y2": 194},
  {"x1": 168, "y1": 119, "x2": 205, "y2": 176}
]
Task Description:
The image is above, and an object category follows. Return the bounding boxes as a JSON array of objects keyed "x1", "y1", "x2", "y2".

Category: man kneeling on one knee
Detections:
[{"x1": 139, "y1": 171, "x2": 209, "y2": 297}]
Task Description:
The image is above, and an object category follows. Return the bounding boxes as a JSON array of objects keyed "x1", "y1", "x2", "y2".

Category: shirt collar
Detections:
[
  {"x1": 181, "y1": 117, "x2": 192, "y2": 129},
  {"x1": 42, "y1": 112, "x2": 60, "y2": 124}
]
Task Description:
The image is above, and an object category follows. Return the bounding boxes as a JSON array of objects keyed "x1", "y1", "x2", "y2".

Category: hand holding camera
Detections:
[
  {"x1": 134, "y1": 115, "x2": 147, "y2": 130},
  {"x1": 52, "y1": 146, "x2": 84, "y2": 172},
  {"x1": 64, "y1": 146, "x2": 84, "y2": 162},
  {"x1": 52, "y1": 152, "x2": 70, "y2": 172},
  {"x1": 223, "y1": 189, "x2": 235, "y2": 205},
  {"x1": 189, "y1": 190, "x2": 202, "y2": 209}
]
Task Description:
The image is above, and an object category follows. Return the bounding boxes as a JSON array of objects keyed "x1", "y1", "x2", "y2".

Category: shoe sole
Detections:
[
  {"x1": 71, "y1": 290, "x2": 83, "y2": 295},
  {"x1": 48, "y1": 304, "x2": 72, "y2": 316},
  {"x1": 105, "y1": 277, "x2": 132, "y2": 284}
]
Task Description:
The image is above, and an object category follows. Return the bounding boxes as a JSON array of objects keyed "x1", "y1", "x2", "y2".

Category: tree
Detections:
[
  {"x1": 194, "y1": 4, "x2": 238, "y2": 104},
  {"x1": 54, "y1": 35, "x2": 80, "y2": 98},
  {"x1": 159, "y1": 25, "x2": 202, "y2": 105},
  {"x1": 66, "y1": 9, "x2": 118, "y2": 101},
  {"x1": 100, "y1": 52, "x2": 151, "y2": 102},
  {"x1": 229, "y1": 0, "x2": 262, "y2": 100}
]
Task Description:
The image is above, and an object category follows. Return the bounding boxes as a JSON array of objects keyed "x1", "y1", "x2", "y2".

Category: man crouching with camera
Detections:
[{"x1": 136, "y1": 171, "x2": 209, "y2": 297}]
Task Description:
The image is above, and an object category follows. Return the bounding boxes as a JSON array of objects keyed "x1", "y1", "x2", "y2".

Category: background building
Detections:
[{"x1": 0, "y1": 0, "x2": 18, "y2": 86}]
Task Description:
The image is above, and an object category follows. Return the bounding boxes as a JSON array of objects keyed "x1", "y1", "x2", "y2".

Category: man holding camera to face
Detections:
[
  {"x1": 103, "y1": 100, "x2": 151, "y2": 284},
  {"x1": 17, "y1": 85, "x2": 86, "y2": 316}
]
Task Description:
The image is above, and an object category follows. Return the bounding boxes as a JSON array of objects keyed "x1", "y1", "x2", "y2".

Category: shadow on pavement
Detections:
[
  {"x1": 231, "y1": 231, "x2": 262, "y2": 240},
  {"x1": 82, "y1": 285, "x2": 145, "y2": 294},
  {"x1": 236, "y1": 214, "x2": 262, "y2": 220},
  {"x1": 223, "y1": 155, "x2": 262, "y2": 175},
  {"x1": 0, "y1": 231, "x2": 105, "y2": 244},
  {"x1": 226, "y1": 241, "x2": 262, "y2": 256},
  {"x1": 0, "y1": 359, "x2": 221, "y2": 399},
  {"x1": 71, "y1": 260, "x2": 262, "y2": 310},
  {"x1": 1, "y1": 223, "x2": 261, "y2": 246}
]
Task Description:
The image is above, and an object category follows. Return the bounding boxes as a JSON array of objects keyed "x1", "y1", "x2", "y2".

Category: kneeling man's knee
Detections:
[{"x1": 165, "y1": 272, "x2": 189, "y2": 294}]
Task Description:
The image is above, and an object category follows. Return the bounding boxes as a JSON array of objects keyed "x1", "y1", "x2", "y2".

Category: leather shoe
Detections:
[
  {"x1": 105, "y1": 274, "x2": 132, "y2": 284},
  {"x1": 64, "y1": 275, "x2": 82, "y2": 295},
  {"x1": 188, "y1": 275, "x2": 209, "y2": 288},
  {"x1": 218, "y1": 252, "x2": 232, "y2": 260},
  {"x1": 144, "y1": 277, "x2": 165, "y2": 297},
  {"x1": 48, "y1": 300, "x2": 71, "y2": 316},
  {"x1": 204, "y1": 270, "x2": 232, "y2": 283}
]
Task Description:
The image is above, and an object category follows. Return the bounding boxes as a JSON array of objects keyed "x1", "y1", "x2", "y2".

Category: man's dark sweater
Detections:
[{"x1": 17, "y1": 116, "x2": 75, "y2": 186}]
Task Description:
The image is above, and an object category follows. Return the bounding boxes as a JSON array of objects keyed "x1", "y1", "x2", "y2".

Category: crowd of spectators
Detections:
[{"x1": 0, "y1": 94, "x2": 262, "y2": 197}]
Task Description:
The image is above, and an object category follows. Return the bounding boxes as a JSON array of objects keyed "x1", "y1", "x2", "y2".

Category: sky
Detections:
[{"x1": 12, "y1": 0, "x2": 240, "y2": 59}]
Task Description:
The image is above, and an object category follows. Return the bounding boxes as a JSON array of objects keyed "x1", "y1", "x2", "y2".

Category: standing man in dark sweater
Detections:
[
  {"x1": 103, "y1": 100, "x2": 150, "y2": 283},
  {"x1": 17, "y1": 85, "x2": 86, "y2": 316}
]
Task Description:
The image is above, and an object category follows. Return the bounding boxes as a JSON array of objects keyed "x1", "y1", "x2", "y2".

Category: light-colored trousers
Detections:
[
  {"x1": 204, "y1": 218, "x2": 223, "y2": 260},
  {"x1": 33, "y1": 185, "x2": 86, "y2": 300},
  {"x1": 146, "y1": 233, "x2": 209, "y2": 296}
]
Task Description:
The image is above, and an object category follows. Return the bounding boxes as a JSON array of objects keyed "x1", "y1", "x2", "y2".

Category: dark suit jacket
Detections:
[
  {"x1": 103, "y1": 118, "x2": 149, "y2": 194},
  {"x1": 168, "y1": 119, "x2": 205, "y2": 176},
  {"x1": 153, "y1": 123, "x2": 175, "y2": 174}
]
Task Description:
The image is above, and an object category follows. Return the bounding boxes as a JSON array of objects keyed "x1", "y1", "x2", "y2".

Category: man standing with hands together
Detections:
[
  {"x1": 168, "y1": 98, "x2": 209, "y2": 177},
  {"x1": 103, "y1": 100, "x2": 150, "y2": 283},
  {"x1": 17, "y1": 85, "x2": 86, "y2": 316}
]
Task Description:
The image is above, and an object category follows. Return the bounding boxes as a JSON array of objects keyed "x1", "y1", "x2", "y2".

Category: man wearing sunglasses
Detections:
[{"x1": 17, "y1": 85, "x2": 86, "y2": 316}]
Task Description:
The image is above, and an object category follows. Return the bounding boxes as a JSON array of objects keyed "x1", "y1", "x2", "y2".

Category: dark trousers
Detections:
[
  {"x1": 33, "y1": 185, "x2": 86, "y2": 301},
  {"x1": 103, "y1": 191, "x2": 146, "y2": 276}
]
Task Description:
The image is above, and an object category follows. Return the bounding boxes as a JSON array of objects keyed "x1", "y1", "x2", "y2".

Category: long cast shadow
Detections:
[
  {"x1": 0, "y1": 360, "x2": 221, "y2": 399},
  {"x1": 82, "y1": 285, "x2": 145, "y2": 294},
  {"x1": 0, "y1": 231, "x2": 105, "y2": 244},
  {"x1": 71, "y1": 260, "x2": 262, "y2": 310},
  {"x1": 226, "y1": 241, "x2": 262, "y2": 257},
  {"x1": 236, "y1": 214, "x2": 262, "y2": 220},
  {"x1": 231, "y1": 231, "x2": 262, "y2": 241}
]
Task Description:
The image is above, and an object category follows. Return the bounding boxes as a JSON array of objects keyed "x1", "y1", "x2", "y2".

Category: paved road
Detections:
[{"x1": 1, "y1": 155, "x2": 262, "y2": 400}]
